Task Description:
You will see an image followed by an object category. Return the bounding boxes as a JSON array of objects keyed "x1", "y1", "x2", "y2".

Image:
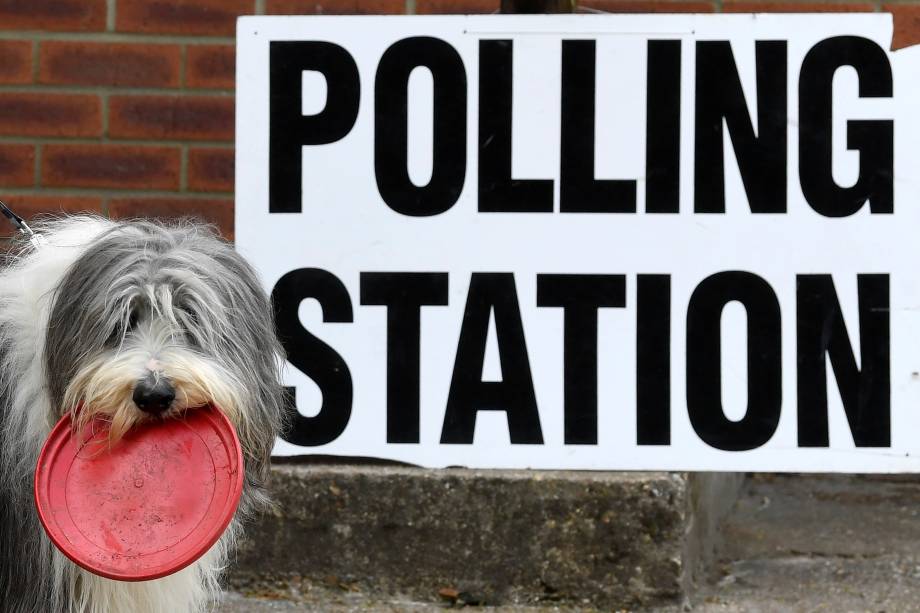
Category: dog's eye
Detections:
[
  {"x1": 177, "y1": 305, "x2": 202, "y2": 347},
  {"x1": 106, "y1": 309, "x2": 141, "y2": 345},
  {"x1": 177, "y1": 305, "x2": 199, "y2": 327},
  {"x1": 184, "y1": 330, "x2": 201, "y2": 349}
]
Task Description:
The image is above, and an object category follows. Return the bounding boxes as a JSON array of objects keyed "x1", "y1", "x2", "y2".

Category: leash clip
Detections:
[{"x1": 0, "y1": 200, "x2": 46, "y2": 249}]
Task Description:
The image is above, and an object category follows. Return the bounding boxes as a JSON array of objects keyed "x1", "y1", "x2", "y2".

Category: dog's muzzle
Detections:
[{"x1": 132, "y1": 374, "x2": 176, "y2": 415}]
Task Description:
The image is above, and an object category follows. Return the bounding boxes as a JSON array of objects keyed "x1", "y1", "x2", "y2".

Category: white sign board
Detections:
[{"x1": 236, "y1": 14, "x2": 920, "y2": 471}]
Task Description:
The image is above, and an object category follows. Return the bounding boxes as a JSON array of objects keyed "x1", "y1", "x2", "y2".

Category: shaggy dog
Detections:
[{"x1": 0, "y1": 216, "x2": 285, "y2": 613}]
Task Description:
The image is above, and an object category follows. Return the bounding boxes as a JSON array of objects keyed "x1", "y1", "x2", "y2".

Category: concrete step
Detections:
[
  {"x1": 682, "y1": 474, "x2": 920, "y2": 611},
  {"x1": 226, "y1": 463, "x2": 743, "y2": 610},
  {"x1": 218, "y1": 590, "x2": 585, "y2": 612}
]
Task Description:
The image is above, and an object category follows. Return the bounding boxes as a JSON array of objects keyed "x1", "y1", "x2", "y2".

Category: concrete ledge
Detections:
[
  {"x1": 683, "y1": 472, "x2": 746, "y2": 594},
  {"x1": 229, "y1": 464, "x2": 742, "y2": 609}
]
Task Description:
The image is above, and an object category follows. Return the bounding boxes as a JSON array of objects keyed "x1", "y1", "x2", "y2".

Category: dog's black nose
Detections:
[{"x1": 132, "y1": 375, "x2": 176, "y2": 415}]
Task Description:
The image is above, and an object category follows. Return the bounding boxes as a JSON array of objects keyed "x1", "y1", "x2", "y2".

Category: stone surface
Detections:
[
  {"x1": 681, "y1": 473, "x2": 746, "y2": 594},
  {"x1": 224, "y1": 473, "x2": 920, "y2": 612},
  {"x1": 719, "y1": 473, "x2": 920, "y2": 560},
  {"x1": 228, "y1": 464, "x2": 729, "y2": 609},
  {"x1": 664, "y1": 474, "x2": 920, "y2": 612},
  {"x1": 219, "y1": 589, "x2": 584, "y2": 611}
]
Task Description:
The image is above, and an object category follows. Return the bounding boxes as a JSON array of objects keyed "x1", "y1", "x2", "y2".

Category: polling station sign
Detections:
[{"x1": 236, "y1": 14, "x2": 920, "y2": 471}]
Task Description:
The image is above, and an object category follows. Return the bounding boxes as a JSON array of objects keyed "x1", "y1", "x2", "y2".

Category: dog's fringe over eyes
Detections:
[{"x1": 0, "y1": 216, "x2": 287, "y2": 613}]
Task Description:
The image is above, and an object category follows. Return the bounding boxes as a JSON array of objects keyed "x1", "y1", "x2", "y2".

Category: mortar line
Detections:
[
  {"x1": 33, "y1": 143, "x2": 42, "y2": 188},
  {"x1": 0, "y1": 187, "x2": 233, "y2": 199},
  {"x1": 180, "y1": 145, "x2": 189, "y2": 192},
  {"x1": 30, "y1": 40, "x2": 39, "y2": 83},
  {"x1": 106, "y1": 0, "x2": 116, "y2": 31},
  {"x1": 179, "y1": 44, "x2": 188, "y2": 88},
  {"x1": 100, "y1": 92, "x2": 109, "y2": 139},
  {"x1": 0, "y1": 32, "x2": 236, "y2": 45},
  {"x1": 0, "y1": 84, "x2": 234, "y2": 96},
  {"x1": 0, "y1": 136, "x2": 234, "y2": 147}
]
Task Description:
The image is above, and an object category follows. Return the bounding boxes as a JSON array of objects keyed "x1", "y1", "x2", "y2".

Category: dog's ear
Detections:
[{"x1": 208, "y1": 244, "x2": 287, "y2": 486}]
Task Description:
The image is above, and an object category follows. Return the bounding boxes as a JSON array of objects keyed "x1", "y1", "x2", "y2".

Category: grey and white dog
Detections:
[{"x1": 0, "y1": 216, "x2": 285, "y2": 613}]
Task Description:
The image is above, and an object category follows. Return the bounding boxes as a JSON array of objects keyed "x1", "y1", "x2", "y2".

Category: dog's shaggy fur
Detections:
[{"x1": 0, "y1": 216, "x2": 285, "y2": 613}]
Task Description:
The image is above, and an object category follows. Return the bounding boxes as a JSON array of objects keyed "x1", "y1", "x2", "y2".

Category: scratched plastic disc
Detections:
[{"x1": 34, "y1": 405, "x2": 243, "y2": 581}]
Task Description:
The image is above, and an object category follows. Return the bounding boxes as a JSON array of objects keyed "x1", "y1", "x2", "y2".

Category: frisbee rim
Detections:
[{"x1": 33, "y1": 404, "x2": 244, "y2": 582}]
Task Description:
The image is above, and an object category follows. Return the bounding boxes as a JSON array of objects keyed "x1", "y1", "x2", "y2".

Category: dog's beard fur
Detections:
[
  {"x1": 0, "y1": 216, "x2": 286, "y2": 613},
  {"x1": 67, "y1": 340, "x2": 246, "y2": 447}
]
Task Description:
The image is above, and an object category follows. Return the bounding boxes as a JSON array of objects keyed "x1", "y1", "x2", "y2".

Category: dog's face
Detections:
[{"x1": 43, "y1": 221, "x2": 285, "y2": 493}]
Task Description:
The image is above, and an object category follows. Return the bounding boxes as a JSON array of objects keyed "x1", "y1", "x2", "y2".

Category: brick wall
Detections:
[{"x1": 0, "y1": 0, "x2": 910, "y2": 241}]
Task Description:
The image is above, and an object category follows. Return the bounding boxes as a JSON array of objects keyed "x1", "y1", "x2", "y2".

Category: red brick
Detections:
[
  {"x1": 109, "y1": 95, "x2": 234, "y2": 141},
  {"x1": 0, "y1": 195, "x2": 103, "y2": 238},
  {"x1": 188, "y1": 147, "x2": 233, "y2": 193},
  {"x1": 0, "y1": 93, "x2": 101, "y2": 138},
  {"x1": 885, "y1": 5, "x2": 920, "y2": 50},
  {"x1": 39, "y1": 41, "x2": 181, "y2": 88},
  {"x1": 266, "y1": 0, "x2": 404, "y2": 13},
  {"x1": 0, "y1": 0, "x2": 106, "y2": 31},
  {"x1": 109, "y1": 197, "x2": 234, "y2": 240},
  {"x1": 0, "y1": 144, "x2": 34, "y2": 187},
  {"x1": 579, "y1": 0, "x2": 712, "y2": 11},
  {"x1": 724, "y1": 1, "x2": 873, "y2": 12},
  {"x1": 43, "y1": 144, "x2": 180, "y2": 190},
  {"x1": 186, "y1": 45, "x2": 234, "y2": 89},
  {"x1": 0, "y1": 41, "x2": 32, "y2": 84},
  {"x1": 116, "y1": 0, "x2": 254, "y2": 36},
  {"x1": 416, "y1": 0, "x2": 497, "y2": 12}
]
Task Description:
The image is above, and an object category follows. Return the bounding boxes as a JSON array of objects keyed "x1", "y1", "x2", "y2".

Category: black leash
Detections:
[{"x1": 0, "y1": 200, "x2": 44, "y2": 248}]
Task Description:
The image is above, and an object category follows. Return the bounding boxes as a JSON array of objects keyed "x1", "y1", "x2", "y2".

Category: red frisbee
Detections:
[{"x1": 34, "y1": 405, "x2": 244, "y2": 582}]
